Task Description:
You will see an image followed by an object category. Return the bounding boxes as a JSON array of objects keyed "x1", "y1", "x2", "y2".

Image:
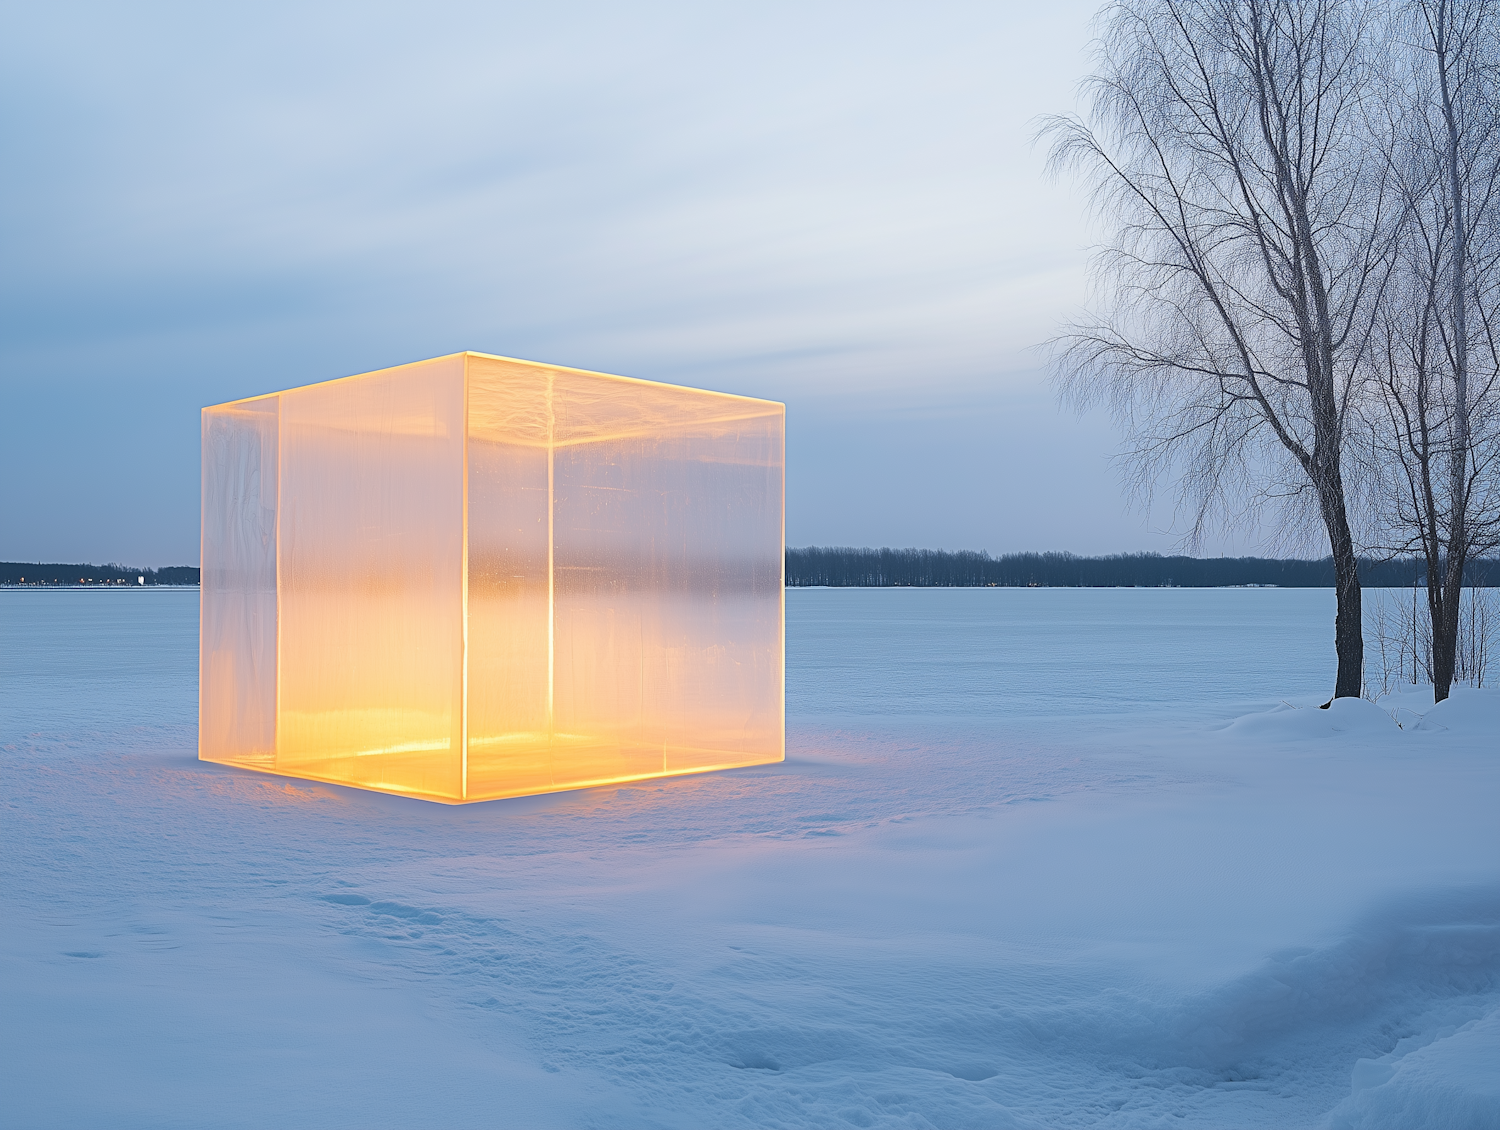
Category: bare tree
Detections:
[
  {"x1": 1365, "y1": 0, "x2": 1500, "y2": 701},
  {"x1": 1044, "y1": 0, "x2": 1394, "y2": 699}
]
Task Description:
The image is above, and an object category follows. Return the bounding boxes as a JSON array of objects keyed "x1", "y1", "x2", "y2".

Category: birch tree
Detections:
[
  {"x1": 1367, "y1": 0, "x2": 1500, "y2": 701},
  {"x1": 1044, "y1": 0, "x2": 1393, "y2": 699}
]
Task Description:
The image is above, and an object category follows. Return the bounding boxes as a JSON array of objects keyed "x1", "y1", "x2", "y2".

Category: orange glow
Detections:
[{"x1": 200, "y1": 352, "x2": 785, "y2": 802}]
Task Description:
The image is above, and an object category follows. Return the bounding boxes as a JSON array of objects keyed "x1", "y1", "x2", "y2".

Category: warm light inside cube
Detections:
[{"x1": 200, "y1": 352, "x2": 785, "y2": 802}]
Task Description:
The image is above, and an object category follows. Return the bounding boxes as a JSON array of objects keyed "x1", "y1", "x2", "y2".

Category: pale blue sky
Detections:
[{"x1": 0, "y1": 0, "x2": 1256, "y2": 566}]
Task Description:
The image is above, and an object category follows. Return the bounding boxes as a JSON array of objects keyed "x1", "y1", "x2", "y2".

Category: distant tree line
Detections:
[
  {"x1": 786, "y1": 548, "x2": 1500, "y2": 589},
  {"x1": 1, "y1": 562, "x2": 200, "y2": 586},
  {"x1": 16, "y1": 553, "x2": 1500, "y2": 591}
]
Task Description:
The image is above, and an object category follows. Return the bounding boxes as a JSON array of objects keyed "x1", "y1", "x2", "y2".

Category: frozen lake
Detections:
[
  {"x1": 2, "y1": 588, "x2": 1497, "y2": 1128},
  {"x1": 6, "y1": 585, "x2": 1341, "y2": 733},
  {"x1": 789, "y1": 586, "x2": 1339, "y2": 720}
]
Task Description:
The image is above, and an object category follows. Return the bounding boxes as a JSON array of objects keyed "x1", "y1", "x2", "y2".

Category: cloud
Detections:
[{"x1": 0, "y1": 1, "x2": 1176, "y2": 565}]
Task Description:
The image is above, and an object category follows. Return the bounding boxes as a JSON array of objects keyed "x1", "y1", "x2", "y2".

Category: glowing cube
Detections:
[{"x1": 199, "y1": 352, "x2": 785, "y2": 802}]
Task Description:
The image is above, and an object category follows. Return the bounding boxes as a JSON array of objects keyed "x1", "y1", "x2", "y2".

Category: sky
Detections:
[{"x1": 0, "y1": 0, "x2": 1266, "y2": 566}]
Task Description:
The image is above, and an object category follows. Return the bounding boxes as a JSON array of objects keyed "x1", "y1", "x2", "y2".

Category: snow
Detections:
[
  {"x1": 1327, "y1": 1009, "x2": 1500, "y2": 1130},
  {"x1": 2, "y1": 587, "x2": 1497, "y2": 1129},
  {"x1": 1224, "y1": 694, "x2": 1401, "y2": 739}
]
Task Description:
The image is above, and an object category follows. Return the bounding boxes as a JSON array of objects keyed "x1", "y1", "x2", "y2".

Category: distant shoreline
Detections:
[
  {"x1": 784, "y1": 548, "x2": 1500, "y2": 589},
  {"x1": 9, "y1": 550, "x2": 1498, "y2": 590},
  {"x1": 0, "y1": 562, "x2": 199, "y2": 587},
  {"x1": 1, "y1": 584, "x2": 199, "y2": 590}
]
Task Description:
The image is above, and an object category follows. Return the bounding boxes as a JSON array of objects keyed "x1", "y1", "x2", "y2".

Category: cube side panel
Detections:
[
  {"x1": 275, "y1": 356, "x2": 466, "y2": 801},
  {"x1": 540, "y1": 403, "x2": 785, "y2": 794},
  {"x1": 200, "y1": 399, "x2": 280, "y2": 767},
  {"x1": 464, "y1": 432, "x2": 552, "y2": 797}
]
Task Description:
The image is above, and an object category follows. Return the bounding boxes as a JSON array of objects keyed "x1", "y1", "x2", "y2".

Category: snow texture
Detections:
[{"x1": 2, "y1": 587, "x2": 1497, "y2": 1129}]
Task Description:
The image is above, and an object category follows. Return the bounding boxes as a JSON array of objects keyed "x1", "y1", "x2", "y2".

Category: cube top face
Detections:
[{"x1": 200, "y1": 352, "x2": 785, "y2": 803}]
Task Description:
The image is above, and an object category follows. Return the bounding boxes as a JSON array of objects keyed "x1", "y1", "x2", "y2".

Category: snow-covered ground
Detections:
[{"x1": 2, "y1": 588, "x2": 1496, "y2": 1129}]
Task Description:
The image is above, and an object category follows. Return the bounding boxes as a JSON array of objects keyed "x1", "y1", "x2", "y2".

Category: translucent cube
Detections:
[{"x1": 199, "y1": 352, "x2": 785, "y2": 802}]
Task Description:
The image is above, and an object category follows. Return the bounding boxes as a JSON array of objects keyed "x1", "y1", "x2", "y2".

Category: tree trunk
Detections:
[
  {"x1": 1433, "y1": 556, "x2": 1465, "y2": 700},
  {"x1": 1320, "y1": 471, "x2": 1365, "y2": 699},
  {"x1": 1431, "y1": 0, "x2": 1471, "y2": 705}
]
